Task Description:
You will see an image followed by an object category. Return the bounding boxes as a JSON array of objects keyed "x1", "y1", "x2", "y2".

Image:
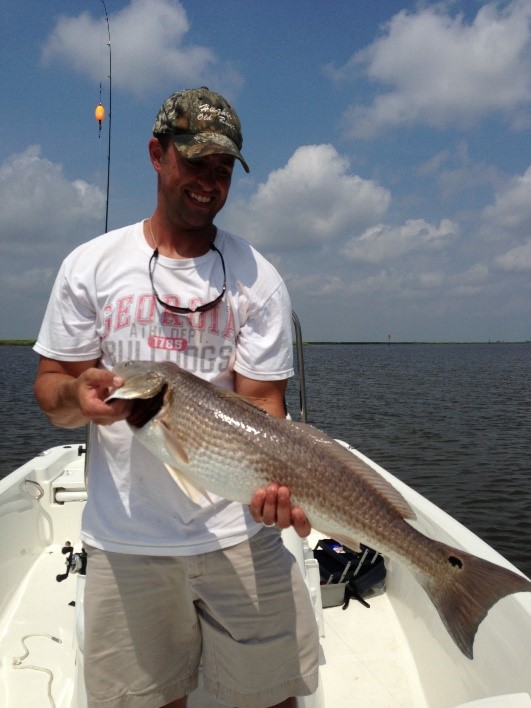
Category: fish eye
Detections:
[{"x1": 448, "y1": 555, "x2": 463, "y2": 569}]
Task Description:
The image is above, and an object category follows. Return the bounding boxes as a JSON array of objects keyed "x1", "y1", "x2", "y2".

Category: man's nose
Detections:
[{"x1": 195, "y1": 166, "x2": 217, "y2": 189}]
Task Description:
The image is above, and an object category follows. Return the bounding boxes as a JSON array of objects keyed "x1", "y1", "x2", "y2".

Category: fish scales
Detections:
[
  {"x1": 110, "y1": 360, "x2": 531, "y2": 659},
  {"x1": 162, "y1": 363, "x2": 412, "y2": 557}
]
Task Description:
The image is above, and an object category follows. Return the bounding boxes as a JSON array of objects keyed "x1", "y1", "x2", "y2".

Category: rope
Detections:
[{"x1": 11, "y1": 633, "x2": 62, "y2": 708}]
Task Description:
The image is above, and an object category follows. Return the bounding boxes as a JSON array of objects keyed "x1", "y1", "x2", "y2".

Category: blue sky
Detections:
[{"x1": 1, "y1": 0, "x2": 530, "y2": 341}]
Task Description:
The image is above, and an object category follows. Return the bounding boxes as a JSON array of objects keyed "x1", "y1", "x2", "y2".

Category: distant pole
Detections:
[
  {"x1": 388, "y1": 333, "x2": 391, "y2": 345},
  {"x1": 101, "y1": 0, "x2": 111, "y2": 232}
]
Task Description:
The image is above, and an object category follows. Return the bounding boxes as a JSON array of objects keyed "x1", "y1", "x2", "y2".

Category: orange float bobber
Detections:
[{"x1": 95, "y1": 104, "x2": 105, "y2": 124}]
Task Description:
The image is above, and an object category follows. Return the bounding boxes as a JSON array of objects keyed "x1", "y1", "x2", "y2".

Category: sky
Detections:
[{"x1": 1, "y1": 0, "x2": 530, "y2": 342}]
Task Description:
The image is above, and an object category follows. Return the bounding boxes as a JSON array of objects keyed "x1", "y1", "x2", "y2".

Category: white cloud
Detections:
[
  {"x1": 482, "y1": 166, "x2": 531, "y2": 234},
  {"x1": 0, "y1": 146, "x2": 106, "y2": 337},
  {"x1": 223, "y1": 144, "x2": 390, "y2": 251},
  {"x1": 416, "y1": 141, "x2": 501, "y2": 201},
  {"x1": 287, "y1": 273, "x2": 344, "y2": 297},
  {"x1": 448, "y1": 263, "x2": 490, "y2": 296},
  {"x1": 417, "y1": 150, "x2": 450, "y2": 177},
  {"x1": 4, "y1": 267, "x2": 56, "y2": 293},
  {"x1": 288, "y1": 259, "x2": 490, "y2": 304},
  {"x1": 495, "y1": 240, "x2": 531, "y2": 271},
  {"x1": 343, "y1": 218, "x2": 459, "y2": 263},
  {"x1": 41, "y1": 0, "x2": 242, "y2": 97},
  {"x1": 0, "y1": 146, "x2": 105, "y2": 255},
  {"x1": 329, "y1": 1, "x2": 531, "y2": 137}
]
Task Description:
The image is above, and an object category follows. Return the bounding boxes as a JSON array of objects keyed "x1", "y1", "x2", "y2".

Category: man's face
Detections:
[{"x1": 159, "y1": 145, "x2": 235, "y2": 234}]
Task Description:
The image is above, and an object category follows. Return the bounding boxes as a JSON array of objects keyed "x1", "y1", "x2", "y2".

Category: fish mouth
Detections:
[{"x1": 126, "y1": 384, "x2": 167, "y2": 428}]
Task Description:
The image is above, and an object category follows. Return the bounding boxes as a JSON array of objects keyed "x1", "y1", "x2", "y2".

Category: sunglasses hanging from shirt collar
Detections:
[{"x1": 148, "y1": 242, "x2": 227, "y2": 315}]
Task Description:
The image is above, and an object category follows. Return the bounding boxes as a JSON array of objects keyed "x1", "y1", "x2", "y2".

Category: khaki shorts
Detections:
[{"x1": 84, "y1": 527, "x2": 319, "y2": 707}]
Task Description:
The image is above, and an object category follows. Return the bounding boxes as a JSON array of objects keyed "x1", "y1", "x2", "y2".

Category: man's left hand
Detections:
[{"x1": 249, "y1": 483, "x2": 311, "y2": 538}]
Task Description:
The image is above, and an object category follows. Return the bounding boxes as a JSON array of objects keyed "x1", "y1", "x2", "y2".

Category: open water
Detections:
[{"x1": 1, "y1": 343, "x2": 529, "y2": 577}]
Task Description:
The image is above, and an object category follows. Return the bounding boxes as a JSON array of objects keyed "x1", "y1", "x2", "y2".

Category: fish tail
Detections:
[{"x1": 419, "y1": 541, "x2": 531, "y2": 659}]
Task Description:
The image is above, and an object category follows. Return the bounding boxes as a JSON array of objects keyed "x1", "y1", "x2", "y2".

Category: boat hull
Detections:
[{"x1": 1, "y1": 444, "x2": 530, "y2": 707}]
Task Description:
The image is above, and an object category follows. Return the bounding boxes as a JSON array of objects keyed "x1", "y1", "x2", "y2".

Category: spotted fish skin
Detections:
[{"x1": 110, "y1": 360, "x2": 531, "y2": 659}]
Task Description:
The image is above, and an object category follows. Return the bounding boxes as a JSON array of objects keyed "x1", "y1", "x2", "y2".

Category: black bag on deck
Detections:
[{"x1": 313, "y1": 539, "x2": 386, "y2": 609}]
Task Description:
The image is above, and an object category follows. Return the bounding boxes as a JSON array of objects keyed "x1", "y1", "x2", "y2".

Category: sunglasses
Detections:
[{"x1": 148, "y1": 242, "x2": 226, "y2": 315}]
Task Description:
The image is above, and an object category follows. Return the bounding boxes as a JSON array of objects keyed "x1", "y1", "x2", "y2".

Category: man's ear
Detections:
[{"x1": 148, "y1": 137, "x2": 164, "y2": 172}]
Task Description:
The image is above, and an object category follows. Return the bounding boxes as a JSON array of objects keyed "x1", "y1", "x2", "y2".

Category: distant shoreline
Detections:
[
  {"x1": 0, "y1": 340, "x2": 36, "y2": 346},
  {"x1": 302, "y1": 340, "x2": 530, "y2": 345},
  {"x1": 2, "y1": 339, "x2": 529, "y2": 347}
]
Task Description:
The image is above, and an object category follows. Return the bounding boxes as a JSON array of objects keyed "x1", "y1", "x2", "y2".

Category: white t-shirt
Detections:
[{"x1": 34, "y1": 222, "x2": 294, "y2": 555}]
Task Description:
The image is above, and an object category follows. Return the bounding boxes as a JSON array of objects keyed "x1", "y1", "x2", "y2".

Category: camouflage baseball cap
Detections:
[{"x1": 153, "y1": 87, "x2": 250, "y2": 173}]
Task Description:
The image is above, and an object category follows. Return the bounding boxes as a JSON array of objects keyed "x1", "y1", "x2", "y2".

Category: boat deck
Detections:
[
  {"x1": 0, "y1": 540, "x2": 427, "y2": 708},
  {"x1": 317, "y1": 591, "x2": 425, "y2": 707},
  {"x1": 2, "y1": 445, "x2": 530, "y2": 708},
  {"x1": 0, "y1": 545, "x2": 80, "y2": 708}
]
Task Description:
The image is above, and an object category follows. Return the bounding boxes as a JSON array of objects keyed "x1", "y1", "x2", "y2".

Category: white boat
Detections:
[{"x1": 1, "y1": 437, "x2": 530, "y2": 708}]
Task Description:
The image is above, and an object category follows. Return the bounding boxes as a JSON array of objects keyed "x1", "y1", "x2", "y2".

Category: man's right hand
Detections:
[
  {"x1": 73, "y1": 367, "x2": 130, "y2": 425},
  {"x1": 34, "y1": 357, "x2": 131, "y2": 429}
]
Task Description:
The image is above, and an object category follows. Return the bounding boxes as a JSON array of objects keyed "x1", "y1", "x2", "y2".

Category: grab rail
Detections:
[{"x1": 291, "y1": 311, "x2": 308, "y2": 423}]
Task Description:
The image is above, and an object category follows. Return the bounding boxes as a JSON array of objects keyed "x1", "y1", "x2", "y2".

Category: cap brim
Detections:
[{"x1": 172, "y1": 133, "x2": 250, "y2": 173}]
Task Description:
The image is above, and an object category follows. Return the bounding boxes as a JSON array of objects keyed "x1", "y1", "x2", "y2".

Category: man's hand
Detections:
[
  {"x1": 234, "y1": 374, "x2": 310, "y2": 537},
  {"x1": 73, "y1": 368, "x2": 130, "y2": 425},
  {"x1": 34, "y1": 357, "x2": 131, "y2": 429},
  {"x1": 249, "y1": 483, "x2": 311, "y2": 538}
]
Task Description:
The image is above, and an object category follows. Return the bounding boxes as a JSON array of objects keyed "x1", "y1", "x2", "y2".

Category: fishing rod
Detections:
[
  {"x1": 86, "y1": 0, "x2": 112, "y2": 481},
  {"x1": 95, "y1": 0, "x2": 112, "y2": 233},
  {"x1": 101, "y1": 0, "x2": 111, "y2": 232}
]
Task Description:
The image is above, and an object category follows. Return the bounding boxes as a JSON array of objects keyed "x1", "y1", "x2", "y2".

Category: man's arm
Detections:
[
  {"x1": 234, "y1": 372, "x2": 287, "y2": 417},
  {"x1": 235, "y1": 372, "x2": 311, "y2": 538},
  {"x1": 34, "y1": 357, "x2": 129, "y2": 429}
]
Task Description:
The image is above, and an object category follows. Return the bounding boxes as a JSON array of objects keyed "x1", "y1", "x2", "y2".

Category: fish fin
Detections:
[
  {"x1": 218, "y1": 390, "x2": 267, "y2": 405},
  {"x1": 417, "y1": 540, "x2": 531, "y2": 659},
  {"x1": 159, "y1": 421, "x2": 189, "y2": 465},
  {"x1": 290, "y1": 423, "x2": 416, "y2": 521},
  {"x1": 163, "y1": 464, "x2": 214, "y2": 505},
  {"x1": 203, "y1": 380, "x2": 272, "y2": 413},
  {"x1": 158, "y1": 424, "x2": 214, "y2": 504}
]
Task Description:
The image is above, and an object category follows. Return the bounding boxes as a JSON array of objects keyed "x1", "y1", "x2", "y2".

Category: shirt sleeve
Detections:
[
  {"x1": 233, "y1": 280, "x2": 294, "y2": 381},
  {"x1": 33, "y1": 259, "x2": 102, "y2": 361}
]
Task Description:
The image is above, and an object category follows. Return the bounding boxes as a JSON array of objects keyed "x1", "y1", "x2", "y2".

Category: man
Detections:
[{"x1": 33, "y1": 88, "x2": 319, "y2": 708}]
